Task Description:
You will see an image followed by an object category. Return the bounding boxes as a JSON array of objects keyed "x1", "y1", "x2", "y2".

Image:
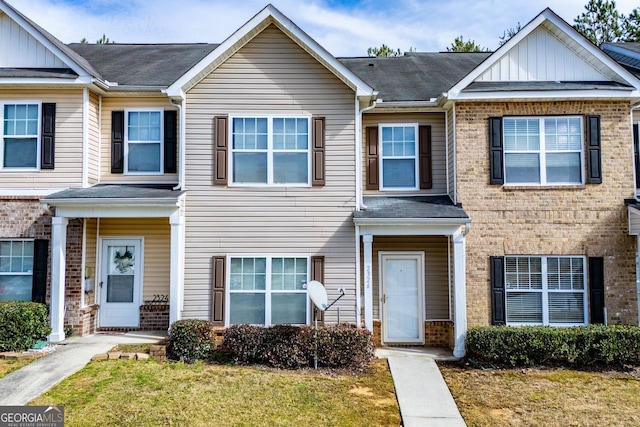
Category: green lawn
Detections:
[
  {"x1": 440, "y1": 362, "x2": 640, "y2": 427},
  {"x1": 0, "y1": 358, "x2": 33, "y2": 379},
  {"x1": 30, "y1": 358, "x2": 400, "y2": 426}
]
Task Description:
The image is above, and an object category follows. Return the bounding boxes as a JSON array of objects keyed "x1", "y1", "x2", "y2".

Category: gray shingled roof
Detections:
[
  {"x1": 67, "y1": 43, "x2": 218, "y2": 87},
  {"x1": 464, "y1": 81, "x2": 633, "y2": 92},
  {"x1": 601, "y1": 44, "x2": 640, "y2": 78},
  {"x1": 0, "y1": 68, "x2": 77, "y2": 79},
  {"x1": 339, "y1": 52, "x2": 491, "y2": 101},
  {"x1": 354, "y1": 196, "x2": 469, "y2": 219},
  {"x1": 44, "y1": 184, "x2": 185, "y2": 200}
]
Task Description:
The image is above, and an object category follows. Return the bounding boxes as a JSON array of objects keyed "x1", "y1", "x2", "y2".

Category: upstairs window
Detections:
[
  {"x1": 125, "y1": 110, "x2": 163, "y2": 174},
  {"x1": 2, "y1": 103, "x2": 40, "y2": 169},
  {"x1": 230, "y1": 117, "x2": 310, "y2": 185},
  {"x1": 503, "y1": 117, "x2": 583, "y2": 185},
  {"x1": 380, "y1": 124, "x2": 418, "y2": 190}
]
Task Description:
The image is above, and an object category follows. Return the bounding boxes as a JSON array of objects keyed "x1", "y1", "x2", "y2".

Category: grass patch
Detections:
[
  {"x1": 30, "y1": 359, "x2": 400, "y2": 426},
  {"x1": 0, "y1": 358, "x2": 33, "y2": 379},
  {"x1": 110, "y1": 343, "x2": 152, "y2": 354},
  {"x1": 439, "y1": 362, "x2": 640, "y2": 426}
]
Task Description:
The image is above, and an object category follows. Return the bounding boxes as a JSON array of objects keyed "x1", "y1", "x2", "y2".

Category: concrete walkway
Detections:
[
  {"x1": 0, "y1": 331, "x2": 165, "y2": 406},
  {"x1": 376, "y1": 347, "x2": 466, "y2": 427}
]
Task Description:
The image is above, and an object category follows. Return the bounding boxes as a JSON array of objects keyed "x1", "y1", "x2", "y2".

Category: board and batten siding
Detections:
[
  {"x1": 361, "y1": 236, "x2": 451, "y2": 321},
  {"x1": 96, "y1": 218, "x2": 171, "y2": 302},
  {"x1": 99, "y1": 97, "x2": 178, "y2": 183},
  {"x1": 87, "y1": 92, "x2": 100, "y2": 185},
  {"x1": 0, "y1": 12, "x2": 67, "y2": 68},
  {"x1": 183, "y1": 24, "x2": 357, "y2": 324},
  {"x1": 0, "y1": 89, "x2": 83, "y2": 188}
]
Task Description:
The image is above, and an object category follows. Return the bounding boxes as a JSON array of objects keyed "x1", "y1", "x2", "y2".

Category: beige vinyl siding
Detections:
[
  {"x1": 183, "y1": 24, "x2": 357, "y2": 324},
  {"x1": 362, "y1": 112, "x2": 447, "y2": 195},
  {"x1": 97, "y1": 218, "x2": 170, "y2": 302},
  {"x1": 447, "y1": 108, "x2": 455, "y2": 201},
  {"x1": 84, "y1": 218, "x2": 98, "y2": 306},
  {"x1": 362, "y1": 236, "x2": 451, "y2": 320},
  {"x1": 0, "y1": 89, "x2": 83, "y2": 188},
  {"x1": 100, "y1": 97, "x2": 179, "y2": 183},
  {"x1": 87, "y1": 92, "x2": 100, "y2": 185}
]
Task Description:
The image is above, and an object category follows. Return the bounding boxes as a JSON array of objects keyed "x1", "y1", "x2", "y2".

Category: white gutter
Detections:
[
  {"x1": 357, "y1": 100, "x2": 377, "y2": 210},
  {"x1": 82, "y1": 88, "x2": 89, "y2": 188},
  {"x1": 353, "y1": 217, "x2": 471, "y2": 226},
  {"x1": 169, "y1": 92, "x2": 186, "y2": 191}
]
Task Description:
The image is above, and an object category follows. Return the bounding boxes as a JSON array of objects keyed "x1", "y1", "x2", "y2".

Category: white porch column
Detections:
[
  {"x1": 363, "y1": 234, "x2": 373, "y2": 331},
  {"x1": 49, "y1": 217, "x2": 68, "y2": 342},
  {"x1": 169, "y1": 210, "x2": 185, "y2": 326},
  {"x1": 452, "y1": 229, "x2": 467, "y2": 358}
]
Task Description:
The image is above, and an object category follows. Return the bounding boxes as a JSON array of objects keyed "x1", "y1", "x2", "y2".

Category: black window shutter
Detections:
[
  {"x1": 589, "y1": 257, "x2": 605, "y2": 324},
  {"x1": 312, "y1": 117, "x2": 326, "y2": 186},
  {"x1": 211, "y1": 256, "x2": 226, "y2": 326},
  {"x1": 213, "y1": 116, "x2": 228, "y2": 185},
  {"x1": 489, "y1": 117, "x2": 504, "y2": 185},
  {"x1": 31, "y1": 239, "x2": 49, "y2": 303},
  {"x1": 419, "y1": 125, "x2": 432, "y2": 189},
  {"x1": 311, "y1": 255, "x2": 325, "y2": 324},
  {"x1": 634, "y1": 124, "x2": 640, "y2": 188},
  {"x1": 164, "y1": 110, "x2": 177, "y2": 174},
  {"x1": 111, "y1": 111, "x2": 124, "y2": 174},
  {"x1": 40, "y1": 103, "x2": 56, "y2": 169},
  {"x1": 586, "y1": 115, "x2": 602, "y2": 184},
  {"x1": 366, "y1": 127, "x2": 379, "y2": 190},
  {"x1": 490, "y1": 256, "x2": 506, "y2": 325}
]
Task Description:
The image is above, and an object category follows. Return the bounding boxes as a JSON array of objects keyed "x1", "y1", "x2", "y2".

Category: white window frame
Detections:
[
  {"x1": 0, "y1": 239, "x2": 34, "y2": 301},
  {"x1": 225, "y1": 255, "x2": 310, "y2": 326},
  {"x1": 503, "y1": 116, "x2": 584, "y2": 186},
  {"x1": 505, "y1": 255, "x2": 588, "y2": 327},
  {"x1": 378, "y1": 123, "x2": 419, "y2": 191},
  {"x1": 124, "y1": 108, "x2": 164, "y2": 175},
  {"x1": 228, "y1": 115, "x2": 312, "y2": 187},
  {"x1": 0, "y1": 102, "x2": 41, "y2": 172}
]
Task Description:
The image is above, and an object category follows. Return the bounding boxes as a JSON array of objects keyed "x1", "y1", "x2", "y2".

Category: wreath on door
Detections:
[{"x1": 114, "y1": 248, "x2": 134, "y2": 274}]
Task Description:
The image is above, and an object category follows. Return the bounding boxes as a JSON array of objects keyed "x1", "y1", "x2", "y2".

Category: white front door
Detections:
[
  {"x1": 99, "y1": 239, "x2": 142, "y2": 327},
  {"x1": 381, "y1": 252, "x2": 424, "y2": 344}
]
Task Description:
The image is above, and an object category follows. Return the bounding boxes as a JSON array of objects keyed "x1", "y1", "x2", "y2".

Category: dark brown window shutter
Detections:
[
  {"x1": 40, "y1": 103, "x2": 55, "y2": 170},
  {"x1": 589, "y1": 257, "x2": 605, "y2": 324},
  {"x1": 312, "y1": 116, "x2": 326, "y2": 186},
  {"x1": 211, "y1": 256, "x2": 226, "y2": 326},
  {"x1": 634, "y1": 124, "x2": 640, "y2": 188},
  {"x1": 111, "y1": 111, "x2": 124, "y2": 174},
  {"x1": 419, "y1": 125, "x2": 432, "y2": 189},
  {"x1": 311, "y1": 255, "x2": 325, "y2": 324},
  {"x1": 32, "y1": 239, "x2": 49, "y2": 303},
  {"x1": 586, "y1": 115, "x2": 602, "y2": 184},
  {"x1": 164, "y1": 110, "x2": 177, "y2": 174},
  {"x1": 213, "y1": 116, "x2": 228, "y2": 185},
  {"x1": 366, "y1": 127, "x2": 379, "y2": 190},
  {"x1": 490, "y1": 256, "x2": 506, "y2": 325},
  {"x1": 489, "y1": 117, "x2": 503, "y2": 185}
]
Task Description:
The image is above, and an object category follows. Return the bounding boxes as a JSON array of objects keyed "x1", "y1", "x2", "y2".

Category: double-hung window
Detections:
[
  {"x1": 0, "y1": 240, "x2": 34, "y2": 301},
  {"x1": 125, "y1": 110, "x2": 163, "y2": 174},
  {"x1": 2, "y1": 103, "x2": 40, "y2": 169},
  {"x1": 380, "y1": 124, "x2": 418, "y2": 190},
  {"x1": 505, "y1": 256, "x2": 586, "y2": 326},
  {"x1": 228, "y1": 256, "x2": 309, "y2": 325},
  {"x1": 503, "y1": 117, "x2": 583, "y2": 185},
  {"x1": 231, "y1": 117, "x2": 310, "y2": 185}
]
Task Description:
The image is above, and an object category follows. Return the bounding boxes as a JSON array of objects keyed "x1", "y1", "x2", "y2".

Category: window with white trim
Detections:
[
  {"x1": 0, "y1": 240, "x2": 34, "y2": 301},
  {"x1": 2, "y1": 103, "x2": 40, "y2": 169},
  {"x1": 228, "y1": 256, "x2": 308, "y2": 325},
  {"x1": 505, "y1": 256, "x2": 586, "y2": 326},
  {"x1": 503, "y1": 117, "x2": 583, "y2": 184},
  {"x1": 231, "y1": 117, "x2": 310, "y2": 185},
  {"x1": 380, "y1": 124, "x2": 418, "y2": 190},
  {"x1": 125, "y1": 110, "x2": 163, "y2": 173}
]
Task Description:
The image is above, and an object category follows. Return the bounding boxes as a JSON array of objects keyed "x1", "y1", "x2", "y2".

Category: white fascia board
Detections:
[
  {"x1": 450, "y1": 89, "x2": 639, "y2": 101},
  {"x1": 165, "y1": 4, "x2": 375, "y2": 98},
  {"x1": 0, "y1": 76, "x2": 94, "y2": 86},
  {"x1": 447, "y1": 8, "x2": 640, "y2": 99},
  {"x1": 355, "y1": 220, "x2": 468, "y2": 236},
  {"x1": 46, "y1": 197, "x2": 183, "y2": 218}
]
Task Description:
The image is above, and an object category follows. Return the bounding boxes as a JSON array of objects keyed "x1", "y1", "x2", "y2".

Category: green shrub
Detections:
[
  {"x1": 0, "y1": 301, "x2": 51, "y2": 352},
  {"x1": 466, "y1": 325, "x2": 640, "y2": 368},
  {"x1": 221, "y1": 324, "x2": 374, "y2": 371},
  {"x1": 167, "y1": 319, "x2": 217, "y2": 363}
]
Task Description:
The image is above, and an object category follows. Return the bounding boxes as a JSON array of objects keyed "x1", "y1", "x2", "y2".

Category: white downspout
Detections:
[
  {"x1": 82, "y1": 88, "x2": 89, "y2": 188},
  {"x1": 170, "y1": 93, "x2": 186, "y2": 191},
  {"x1": 356, "y1": 99, "x2": 376, "y2": 211},
  {"x1": 355, "y1": 225, "x2": 361, "y2": 327}
]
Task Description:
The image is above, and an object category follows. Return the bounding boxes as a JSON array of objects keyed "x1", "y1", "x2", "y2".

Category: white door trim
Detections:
[{"x1": 379, "y1": 251, "x2": 425, "y2": 345}]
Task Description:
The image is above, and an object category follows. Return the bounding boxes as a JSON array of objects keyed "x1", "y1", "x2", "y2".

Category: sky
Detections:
[{"x1": 6, "y1": 0, "x2": 640, "y2": 57}]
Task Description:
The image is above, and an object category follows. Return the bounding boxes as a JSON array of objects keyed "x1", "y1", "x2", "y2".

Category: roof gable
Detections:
[
  {"x1": 448, "y1": 8, "x2": 640, "y2": 99},
  {"x1": 166, "y1": 4, "x2": 375, "y2": 99}
]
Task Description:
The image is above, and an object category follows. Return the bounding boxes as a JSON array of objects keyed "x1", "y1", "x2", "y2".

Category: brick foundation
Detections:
[
  {"x1": 373, "y1": 320, "x2": 454, "y2": 348},
  {"x1": 140, "y1": 304, "x2": 170, "y2": 330}
]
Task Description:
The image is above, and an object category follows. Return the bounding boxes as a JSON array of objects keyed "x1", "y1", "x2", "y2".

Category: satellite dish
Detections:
[{"x1": 307, "y1": 280, "x2": 328, "y2": 311}]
